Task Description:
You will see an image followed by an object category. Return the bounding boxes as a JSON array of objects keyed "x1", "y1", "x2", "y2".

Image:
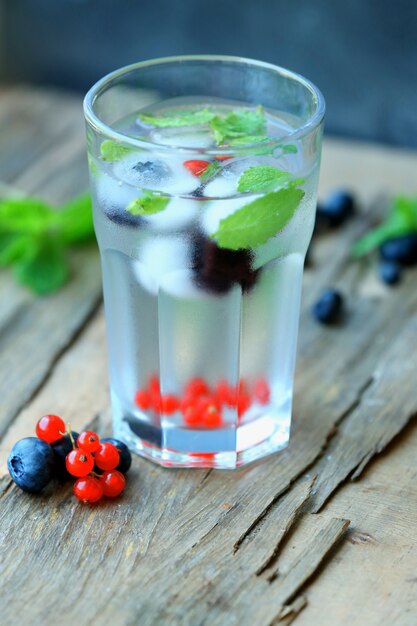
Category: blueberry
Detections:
[
  {"x1": 320, "y1": 191, "x2": 355, "y2": 227},
  {"x1": 312, "y1": 289, "x2": 344, "y2": 325},
  {"x1": 51, "y1": 431, "x2": 79, "y2": 481},
  {"x1": 379, "y1": 234, "x2": 417, "y2": 266},
  {"x1": 378, "y1": 261, "x2": 401, "y2": 285},
  {"x1": 191, "y1": 232, "x2": 259, "y2": 293},
  {"x1": 132, "y1": 160, "x2": 170, "y2": 182},
  {"x1": 313, "y1": 205, "x2": 332, "y2": 234},
  {"x1": 101, "y1": 437, "x2": 132, "y2": 474},
  {"x1": 103, "y1": 206, "x2": 144, "y2": 228},
  {"x1": 7, "y1": 437, "x2": 55, "y2": 493}
]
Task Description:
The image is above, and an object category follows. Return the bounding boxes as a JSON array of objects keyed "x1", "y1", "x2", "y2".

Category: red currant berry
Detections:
[
  {"x1": 77, "y1": 430, "x2": 101, "y2": 453},
  {"x1": 183, "y1": 405, "x2": 200, "y2": 426},
  {"x1": 135, "y1": 389, "x2": 150, "y2": 410},
  {"x1": 237, "y1": 393, "x2": 251, "y2": 417},
  {"x1": 95, "y1": 442, "x2": 120, "y2": 471},
  {"x1": 215, "y1": 380, "x2": 237, "y2": 407},
  {"x1": 196, "y1": 395, "x2": 220, "y2": 414},
  {"x1": 100, "y1": 470, "x2": 126, "y2": 497},
  {"x1": 253, "y1": 378, "x2": 270, "y2": 405},
  {"x1": 74, "y1": 476, "x2": 103, "y2": 504},
  {"x1": 185, "y1": 377, "x2": 210, "y2": 398},
  {"x1": 215, "y1": 155, "x2": 232, "y2": 161},
  {"x1": 36, "y1": 414, "x2": 66, "y2": 444},
  {"x1": 161, "y1": 394, "x2": 179, "y2": 415},
  {"x1": 66, "y1": 449, "x2": 94, "y2": 477},
  {"x1": 202, "y1": 406, "x2": 222, "y2": 428},
  {"x1": 148, "y1": 375, "x2": 160, "y2": 395},
  {"x1": 183, "y1": 159, "x2": 211, "y2": 177}
]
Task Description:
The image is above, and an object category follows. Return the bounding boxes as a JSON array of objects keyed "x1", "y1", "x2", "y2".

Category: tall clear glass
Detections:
[{"x1": 84, "y1": 55, "x2": 325, "y2": 469}]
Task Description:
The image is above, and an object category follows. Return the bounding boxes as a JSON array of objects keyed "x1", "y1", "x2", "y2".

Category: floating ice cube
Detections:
[
  {"x1": 133, "y1": 237, "x2": 189, "y2": 294},
  {"x1": 142, "y1": 197, "x2": 200, "y2": 232},
  {"x1": 96, "y1": 174, "x2": 142, "y2": 226},
  {"x1": 149, "y1": 127, "x2": 215, "y2": 149},
  {"x1": 112, "y1": 153, "x2": 199, "y2": 195}
]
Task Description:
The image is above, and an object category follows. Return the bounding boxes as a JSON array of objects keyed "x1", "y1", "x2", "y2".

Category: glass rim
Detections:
[{"x1": 83, "y1": 54, "x2": 325, "y2": 155}]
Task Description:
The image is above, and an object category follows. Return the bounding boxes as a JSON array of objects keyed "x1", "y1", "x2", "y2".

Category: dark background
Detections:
[{"x1": 1, "y1": 0, "x2": 416, "y2": 147}]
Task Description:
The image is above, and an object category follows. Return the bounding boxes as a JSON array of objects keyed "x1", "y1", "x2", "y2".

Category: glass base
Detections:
[{"x1": 114, "y1": 413, "x2": 290, "y2": 469}]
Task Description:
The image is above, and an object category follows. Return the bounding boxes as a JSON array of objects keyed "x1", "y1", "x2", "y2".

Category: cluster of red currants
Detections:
[
  {"x1": 134, "y1": 376, "x2": 271, "y2": 428},
  {"x1": 36, "y1": 415, "x2": 127, "y2": 504}
]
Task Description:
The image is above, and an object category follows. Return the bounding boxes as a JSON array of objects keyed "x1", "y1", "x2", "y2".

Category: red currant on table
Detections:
[
  {"x1": 36, "y1": 414, "x2": 66, "y2": 443},
  {"x1": 183, "y1": 159, "x2": 210, "y2": 177},
  {"x1": 100, "y1": 470, "x2": 126, "y2": 497},
  {"x1": 95, "y1": 442, "x2": 120, "y2": 471},
  {"x1": 66, "y1": 449, "x2": 95, "y2": 477},
  {"x1": 77, "y1": 430, "x2": 101, "y2": 453},
  {"x1": 74, "y1": 476, "x2": 103, "y2": 503}
]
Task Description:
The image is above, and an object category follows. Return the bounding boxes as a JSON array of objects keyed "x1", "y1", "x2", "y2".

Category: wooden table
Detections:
[{"x1": 1, "y1": 86, "x2": 417, "y2": 626}]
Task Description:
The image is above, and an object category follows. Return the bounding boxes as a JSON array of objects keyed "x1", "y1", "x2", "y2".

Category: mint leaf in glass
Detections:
[
  {"x1": 100, "y1": 140, "x2": 134, "y2": 162},
  {"x1": 198, "y1": 161, "x2": 222, "y2": 182},
  {"x1": 352, "y1": 195, "x2": 417, "y2": 257},
  {"x1": 228, "y1": 135, "x2": 270, "y2": 146},
  {"x1": 209, "y1": 106, "x2": 266, "y2": 145},
  {"x1": 138, "y1": 108, "x2": 215, "y2": 128},
  {"x1": 211, "y1": 186, "x2": 304, "y2": 250},
  {"x1": 237, "y1": 165, "x2": 294, "y2": 193},
  {"x1": 126, "y1": 191, "x2": 169, "y2": 215}
]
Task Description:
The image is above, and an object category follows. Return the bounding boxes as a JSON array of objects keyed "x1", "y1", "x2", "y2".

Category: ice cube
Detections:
[
  {"x1": 149, "y1": 128, "x2": 215, "y2": 149},
  {"x1": 142, "y1": 197, "x2": 199, "y2": 232},
  {"x1": 133, "y1": 237, "x2": 189, "y2": 294},
  {"x1": 96, "y1": 174, "x2": 143, "y2": 226},
  {"x1": 113, "y1": 153, "x2": 199, "y2": 195}
]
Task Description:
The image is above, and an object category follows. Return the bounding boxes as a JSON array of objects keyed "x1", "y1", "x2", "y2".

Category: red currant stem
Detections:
[
  {"x1": 90, "y1": 471, "x2": 102, "y2": 478},
  {"x1": 67, "y1": 424, "x2": 76, "y2": 450}
]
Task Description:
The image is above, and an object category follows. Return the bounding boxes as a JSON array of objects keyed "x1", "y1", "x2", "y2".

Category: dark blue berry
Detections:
[
  {"x1": 51, "y1": 432, "x2": 79, "y2": 481},
  {"x1": 101, "y1": 437, "x2": 132, "y2": 474},
  {"x1": 312, "y1": 289, "x2": 344, "y2": 325},
  {"x1": 379, "y1": 261, "x2": 401, "y2": 285},
  {"x1": 132, "y1": 160, "x2": 170, "y2": 181},
  {"x1": 314, "y1": 205, "x2": 332, "y2": 234},
  {"x1": 379, "y1": 234, "x2": 417, "y2": 266},
  {"x1": 103, "y1": 205, "x2": 143, "y2": 227},
  {"x1": 7, "y1": 437, "x2": 55, "y2": 493},
  {"x1": 320, "y1": 191, "x2": 355, "y2": 227}
]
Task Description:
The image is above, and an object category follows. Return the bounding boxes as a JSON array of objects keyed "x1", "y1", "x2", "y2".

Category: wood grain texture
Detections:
[{"x1": 1, "y1": 87, "x2": 417, "y2": 626}]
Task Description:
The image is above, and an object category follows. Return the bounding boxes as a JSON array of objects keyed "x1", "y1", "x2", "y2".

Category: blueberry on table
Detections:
[
  {"x1": 379, "y1": 261, "x2": 401, "y2": 286},
  {"x1": 51, "y1": 432, "x2": 79, "y2": 481},
  {"x1": 320, "y1": 191, "x2": 355, "y2": 227},
  {"x1": 101, "y1": 437, "x2": 132, "y2": 474},
  {"x1": 7, "y1": 437, "x2": 55, "y2": 493},
  {"x1": 379, "y1": 234, "x2": 417, "y2": 266},
  {"x1": 312, "y1": 289, "x2": 344, "y2": 325}
]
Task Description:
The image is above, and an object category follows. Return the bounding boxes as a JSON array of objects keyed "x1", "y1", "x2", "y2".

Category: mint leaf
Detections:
[
  {"x1": 126, "y1": 191, "x2": 169, "y2": 215},
  {"x1": 100, "y1": 140, "x2": 134, "y2": 162},
  {"x1": 55, "y1": 193, "x2": 95, "y2": 244},
  {"x1": 199, "y1": 161, "x2": 222, "y2": 182},
  {"x1": 352, "y1": 195, "x2": 417, "y2": 257},
  {"x1": 237, "y1": 165, "x2": 293, "y2": 193},
  {"x1": 209, "y1": 106, "x2": 266, "y2": 145},
  {"x1": 0, "y1": 233, "x2": 33, "y2": 267},
  {"x1": 138, "y1": 108, "x2": 215, "y2": 128},
  {"x1": 279, "y1": 144, "x2": 298, "y2": 154},
  {"x1": 228, "y1": 135, "x2": 270, "y2": 146},
  {"x1": 211, "y1": 186, "x2": 304, "y2": 250},
  {"x1": 0, "y1": 198, "x2": 53, "y2": 233},
  {"x1": 13, "y1": 237, "x2": 69, "y2": 295}
]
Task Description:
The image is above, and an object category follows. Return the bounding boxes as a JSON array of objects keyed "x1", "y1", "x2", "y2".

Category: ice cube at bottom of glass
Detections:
[
  {"x1": 112, "y1": 153, "x2": 200, "y2": 195},
  {"x1": 149, "y1": 127, "x2": 215, "y2": 149},
  {"x1": 132, "y1": 237, "x2": 189, "y2": 294},
  {"x1": 142, "y1": 197, "x2": 200, "y2": 232}
]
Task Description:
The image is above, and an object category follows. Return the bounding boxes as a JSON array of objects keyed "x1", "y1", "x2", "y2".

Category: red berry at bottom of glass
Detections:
[
  {"x1": 74, "y1": 476, "x2": 103, "y2": 504},
  {"x1": 36, "y1": 414, "x2": 66, "y2": 443},
  {"x1": 95, "y1": 442, "x2": 120, "y2": 470},
  {"x1": 100, "y1": 470, "x2": 126, "y2": 497},
  {"x1": 66, "y1": 449, "x2": 95, "y2": 477}
]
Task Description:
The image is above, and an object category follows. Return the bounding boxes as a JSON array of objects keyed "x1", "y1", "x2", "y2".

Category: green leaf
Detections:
[
  {"x1": 13, "y1": 237, "x2": 69, "y2": 295},
  {"x1": 138, "y1": 108, "x2": 215, "y2": 128},
  {"x1": 100, "y1": 140, "x2": 134, "y2": 162},
  {"x1": 0, "y1": 198, "x2": 54, "y2": 234},
  {"x1": 279, "y1": 144, "x2": 298, "y2": 154},
  {"x1": 198, "y1": 161, "x2": 222, "y2": 182},
  {"x1": 126, "y1": 191, "x2": 169, "y2": 215},
  {"x1": 228, "y1": 135, "x2": 270, "y2": 146},
  {"x1": 0, "y1": 233, "x2": 34, "y2": 267},
  {"x1": 352, "y1": 195, "x2": 417, "y2": 257},
  {"x1": 55, "y1": 192, "x2": 95, "y2": 245},
  {"x1": 211, "y1": 186, "x2": 304, "y2": 250},
  {"x1": 237, "y1": 165, "x2": 293, "y2": 193},
  {"x1": 209, "y1": 105, "x2": 266, "y2": 145}
]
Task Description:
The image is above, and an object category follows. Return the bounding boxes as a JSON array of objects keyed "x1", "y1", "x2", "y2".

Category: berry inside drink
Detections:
[{"x1": 87, "y1": 85, "x2": 323, "y2": 468}]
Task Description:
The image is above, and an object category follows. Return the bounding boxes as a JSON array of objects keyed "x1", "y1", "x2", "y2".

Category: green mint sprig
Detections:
[
  {"x1": 126, "y1": 191, "x2": 169, "y2": 215},
  {"x1": 100, "y1": 140, "x2": 134, "y2": 162},
  {"x1": 237, "y1": 165, "x2": 295, "y2": 193},
  {"x1": 352, "y1": 195, "x2": 417, "y2": 257},
  {"x1": 198, "y1": 161, "x2": 222, "y2": 182},
  {"x1": 138, "y1": 108, "x2": 215, "y2": 128},
  {"x1": 209, "y1": 106, "x2": 266, "y2": 145},
  {"x1": 0, "y1": 192, "x2": 95, "y2": 294},
  {"x1": 211, "y1": 184, "x2": 304, "y2": 250}
]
